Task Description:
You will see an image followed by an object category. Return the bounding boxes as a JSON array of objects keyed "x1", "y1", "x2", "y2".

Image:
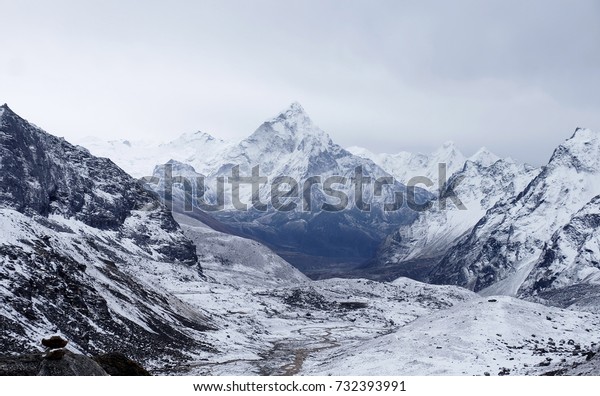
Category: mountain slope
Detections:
[
  {"x1": 431, "y1": 128, "x2": 600, "y2": 296},
  {"x1": 0, "y1": 104, "x2": 214, "y2": 365},
  {"x1": 521, "y1": 195, "x2": 600, "y2": 299},
  {"x1": 301, "y1": 295, "x2": 600, "y2": 375},
  {"x1": 370, "y1": 155, "x2": 540, "y2": 281}
]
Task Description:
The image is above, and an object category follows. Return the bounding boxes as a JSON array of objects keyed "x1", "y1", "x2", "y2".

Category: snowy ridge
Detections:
[
  {"x1": 431, "y1": 128, "x2": 600, "y2": 296},
  {"x1": 347, "y1": 141, "x2": 470, "y2": 191},
  {"x1": 75, "y1": 131, "x2": 233, "y2": 179},
  {"x1": 376, "y1": 155, "x2": 540, "y2": 272}
]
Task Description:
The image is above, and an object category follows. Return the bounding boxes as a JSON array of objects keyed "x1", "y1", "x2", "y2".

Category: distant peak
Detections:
[
  {"x1": 173, "y1": 130, "x2": 219, "y2": 144},
  {"x1": 469, "y1": 146, "x2": 501, "y2": 166},
  {"x1": 433, "y1": 141, "x2": 461, "y2": 156},
  {"x1": 263, "y1": 102, "x2": 316, "y2": 131},
  {"x1": 548, "y1": 127, "x2": 600, "y2": 169},
  {"x1": 248, "y1": 102, "x2": 331, "y2": 147},
  {"x1": 570, "y1": 127, "x2": 594, "y2": 138}
]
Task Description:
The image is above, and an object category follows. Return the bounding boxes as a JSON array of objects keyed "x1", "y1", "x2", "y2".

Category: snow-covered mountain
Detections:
[
  {"x1": 75, "y1": 131, "x2": 232, "y2": 179},
  {"x1": 371, "y1": 154, "x2": 540, "y2": 280},
  {"x1": 0, "y1": 104, "x2": 214, "y2": 363},
  {"x1": 348, "y1": 141, "x2": 474, "y2": 191},
  {"x1": 431, "y1": 128, "x2": 600, "y2": 298},
  {"x1": 141, "y1": 103, "x2": 431, "y2": 277}
]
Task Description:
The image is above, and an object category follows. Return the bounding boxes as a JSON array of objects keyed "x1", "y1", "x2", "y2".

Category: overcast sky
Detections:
[{"x1": 1, "y1": 0, "x2": 599, "y2": 165}]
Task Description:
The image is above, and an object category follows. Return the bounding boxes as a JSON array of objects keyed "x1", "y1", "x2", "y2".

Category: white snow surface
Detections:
[
  {"x1": 75, "y1": 131, "x2": 233, "y2": 178},
  {"x1": 301, "y1": 296, "x2": 600, "y2": 375}
]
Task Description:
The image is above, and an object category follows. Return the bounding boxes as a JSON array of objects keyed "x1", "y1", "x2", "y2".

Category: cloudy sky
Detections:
[{"x1": 1, "y1": 0, "x2": 599, "y2": 164}]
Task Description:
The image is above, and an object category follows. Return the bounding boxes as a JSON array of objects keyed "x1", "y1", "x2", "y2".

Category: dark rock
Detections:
[
  {"x1": 44, "y1": 349, "x2": 67, "y2": 361},
  {"x1": 585, "y1": 351, "x2": 596, "y2": 361},
  {"x1": 93, "y1": 353, "x2": 150, "y2": 376},
  {"x1": 338, "y1": 301, "x2": 369, "y2": 310},
  {"x1": 498, "y1": 367, "x2": 510, "y2": 376},
  {"x1": 37, "y1": 351, "x2": 108, "y2": 376},
  {"x1": 42, "y1": 336, "x2": 68, "y2": 349},
  {"x1": 0, "y1": 354, "x2": 43, "y2": 376}
]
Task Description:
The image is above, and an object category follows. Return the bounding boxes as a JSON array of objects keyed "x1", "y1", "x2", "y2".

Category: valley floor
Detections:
[{"x1": 139, "y1": 216, "x2": 600, "y2": 376}]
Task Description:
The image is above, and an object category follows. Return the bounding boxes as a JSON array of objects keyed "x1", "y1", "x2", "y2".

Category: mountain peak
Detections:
[
  {"x1": 570, "y1": 127, "x2": 595, "y2": 140},
  {"x1": 469, "y1": 147, "x2": 501, "y2": 167},
  {"x1": 0, "y1": 103, "x2": 12, "y2": 119},
  {"x1": 287, "y1": 101, "x2": 305, "y2": 113},
  {"x1": 433, "y1": 140, "x2": 463, "y2": 157},
  {"x1": 177, "y1": 130, "x2": 217, "y2": 142},
  {"x1": 244, "y1": 103, "x2": 332, "y2": 153},
  {"x1": 548, "y1": 127, "x2": 600, "y2": 171},
  {"x1": 261, "y1": 102, "x2": 320, "y2": 134},
  {"x1": 273, "y1": 101, "x2": 311, "y2": 123}
]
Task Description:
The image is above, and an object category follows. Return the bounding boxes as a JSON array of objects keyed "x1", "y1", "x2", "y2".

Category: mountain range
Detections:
[{"x1": 2, "y1": 102, "x2": 600, "y2": 375}]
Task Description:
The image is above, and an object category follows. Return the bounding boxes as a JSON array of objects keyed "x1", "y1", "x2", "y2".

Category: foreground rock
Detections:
[
  {"x1": 93, "y1": 353, "x2": 151, "y2": 376},
  {"x1": 38, "y1": 352, "x2": 108, "y2": 376},
  {"x1": 0, "y1": 347, "x2": 149, "y2": 376}
]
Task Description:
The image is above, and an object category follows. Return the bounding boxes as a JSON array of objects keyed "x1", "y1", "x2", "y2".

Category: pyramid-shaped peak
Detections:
[{"x1": 274, "y1": 102, "x2": 311, "y2": 122}]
